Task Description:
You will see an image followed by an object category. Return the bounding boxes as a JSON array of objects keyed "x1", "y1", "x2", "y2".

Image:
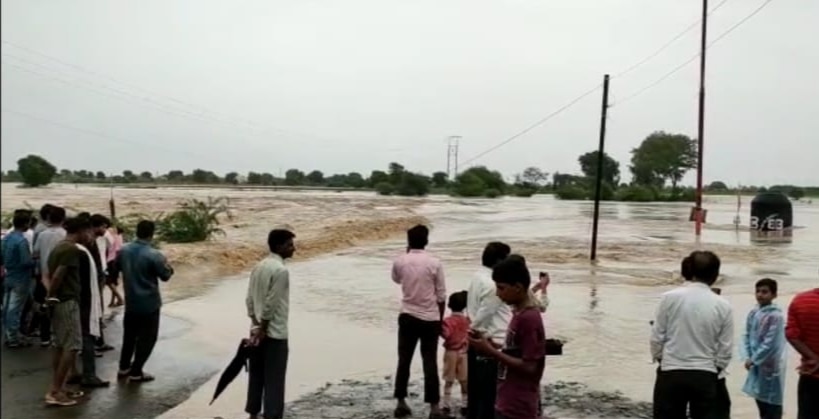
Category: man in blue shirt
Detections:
[
  {"x1": 2, "y1": 212, "x2": 35, "y2": 348},
  {"x1": 115, "y1": 220, "x2": 174, "y2": 383}
]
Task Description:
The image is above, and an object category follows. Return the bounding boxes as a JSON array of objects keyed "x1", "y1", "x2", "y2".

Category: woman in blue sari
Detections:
[{"x1": 742, "y1": 278, "x2": 788, "y2": 419}]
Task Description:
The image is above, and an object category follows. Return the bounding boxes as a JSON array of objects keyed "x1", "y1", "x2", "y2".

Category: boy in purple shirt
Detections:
[{"x1": 469, "y1": 255, "x2": 546, "y2": 419}]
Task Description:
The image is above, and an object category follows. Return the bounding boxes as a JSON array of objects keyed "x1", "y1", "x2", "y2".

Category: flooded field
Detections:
[{"x1": 3, "y1": 184, "x2": 816, "y2": 418}]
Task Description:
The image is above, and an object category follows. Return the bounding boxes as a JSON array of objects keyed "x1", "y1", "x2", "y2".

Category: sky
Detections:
[{"x1": 1, "y1": 0, "x2": 817, "y2": 186}]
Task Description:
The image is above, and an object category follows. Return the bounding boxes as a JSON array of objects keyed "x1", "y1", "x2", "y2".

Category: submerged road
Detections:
[{"x1": 1, "y1": 310, "x2": 223, "y2": 419}]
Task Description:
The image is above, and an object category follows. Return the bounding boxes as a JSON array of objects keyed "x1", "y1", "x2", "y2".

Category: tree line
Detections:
[{"x1": 4, "y1": 131, "x2": 816, "y2": 200}]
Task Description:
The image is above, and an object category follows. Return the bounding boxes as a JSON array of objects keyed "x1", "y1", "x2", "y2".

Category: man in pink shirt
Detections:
[{"x1": 392, "y1": 225, "x2": 447, "y2": 419}]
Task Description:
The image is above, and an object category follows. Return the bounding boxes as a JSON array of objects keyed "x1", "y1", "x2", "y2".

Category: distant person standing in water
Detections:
[
  {"x1": 116, "y1": 220, "x2": 174, "y2": 383},
  {"x1": 245, "y1": 229, "x2": 296, "y2": 419},
  {"x1": 466, "y1": 241, "x2": 512, "y2": 419},
  {"x1": 785, "y1": 272, "x2": 819, "y2": 419},
  {"x1": 650, "y1": 251, "x2": 734, "y2": 419},
  {"x1": 392, "y1": 224, "x2": 447, "y2": 419}
]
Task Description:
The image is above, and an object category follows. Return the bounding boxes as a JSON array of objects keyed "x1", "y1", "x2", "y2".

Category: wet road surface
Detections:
[{"x1": 1, "y1": 310, "x2": 222, "y2": 419}]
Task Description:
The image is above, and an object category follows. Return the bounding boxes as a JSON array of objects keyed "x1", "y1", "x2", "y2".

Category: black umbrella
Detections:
[{"x1": 210, "y1": 339, "x2": 253, "y2": 405}]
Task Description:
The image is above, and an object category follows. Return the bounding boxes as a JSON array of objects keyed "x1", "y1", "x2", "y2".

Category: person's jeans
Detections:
[
  {"x1": 653, "y1": 369, "x2": 718, "y2": 419},
  {"x1": 797, "y1": 374, "x2": 819, "y2": 419},
  {"x1": 2, "y1": 280, "x2": 32, "y2": 344},
  {"x1": 246, "y1": 338, "x2": 289, "y2": 419},
  {"x1": 755, "y1": 400, "x2": 783, "y2": 419},
  {"x1": 467, "y1": 347, "x2": 499, "y2": 419},
  {"x1": 394, "y1": 313, "x2": 441, "y2": 404},
  {"x1": 119, "y1": 310, "x2": 160, "y2": 376}
]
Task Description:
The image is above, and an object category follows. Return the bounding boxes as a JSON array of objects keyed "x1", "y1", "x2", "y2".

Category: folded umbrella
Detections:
[{"x1": 210, "y1": 339, "x2": 253, "y2": 405}]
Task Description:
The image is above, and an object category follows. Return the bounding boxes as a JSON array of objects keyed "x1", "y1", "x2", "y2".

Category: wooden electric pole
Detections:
[{"x1": 590, "y1": 74, "x2": 610, "y2": 261}]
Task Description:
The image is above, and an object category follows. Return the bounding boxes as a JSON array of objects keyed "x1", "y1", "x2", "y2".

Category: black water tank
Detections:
[{"x1": 750, "y1": 192, "x2": 793, "y2": 231}]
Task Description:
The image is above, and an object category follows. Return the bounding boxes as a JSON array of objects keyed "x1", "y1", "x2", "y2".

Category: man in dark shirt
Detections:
[
  {"x1": 45, "y1": 217, "x2": 92, "y2": 407},
  {"x1": 115, "y1": 220, "x2": 174, "y2": 383},
  {"x1": 469, "y1": 255, "x2": 546, "y2": 419}
]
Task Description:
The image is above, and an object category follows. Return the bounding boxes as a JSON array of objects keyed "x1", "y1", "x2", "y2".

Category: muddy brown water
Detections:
[{"x1": 3, "y1": 185, "x2": 816, "y2": 418}]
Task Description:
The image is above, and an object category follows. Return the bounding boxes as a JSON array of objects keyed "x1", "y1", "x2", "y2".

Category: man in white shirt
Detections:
[
  {"x1": 466, "y1": 242, "x2": 512, "y2": 419},
  {"x1": 650, "y1": 250, "x2": 734, "y2": 419},
  {"x1": 245, "y1": 229, "x2": 295, "y2": 419}
]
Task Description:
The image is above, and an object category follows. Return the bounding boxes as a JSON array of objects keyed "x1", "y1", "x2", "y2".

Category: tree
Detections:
[
  {"x1": 369, "y1": 170, "x2": 389, "y2": 187},
  {"x1": 431, "y1": 172, "x2": 449, "y2": 188},
  {"x1": 306, "y1": 170, "x2": 324, "y2": 185},
  {"x1": 167, "y1": 170, "x2": 185, "y2": 182},
  {"x1": 707, "y1": 181, "x2": 728, "y2": 191},
  {"x1": 519, "y1": 167, "x2": 549, "y2": 187},
  {"x1": 284, "y1": 169, "x2": 305, "y2": 186},
  {"x1": 630, "y1": 131, "x2": 697, "y2": 191},
  {"x1": 260, "y1": 173, "x2": 275, "y2": 185},
  {"x1": 191, "y1": 169, "x2": 219, "y2": 184},
  {"x1": 788, "y1": 187, "x2": 805, "y2": 200},
  {"x1": 578, "y1": 151, "x2": 620, "y2": 185},
  {"x1": 96, "y1": 171, "x2": 107, "y2": 180},
  {"x1": 139, "y1": 171, "x2": 154, "y2": 181},
  {"x1": 388, "y1": 162, "x2": 405, "y2": 185},
  {"x1": 225, "y1": 172, "x2": 239, "y2": 185},
  {"x1": 345, "y1": 172, "x2": 366, "y2": 188},
  {"x1": 17, "y1": 155, "x2": 57, "y2": 187},
  {"x1": 452, "y1": 166, "x2": 507, "y2": 198}
]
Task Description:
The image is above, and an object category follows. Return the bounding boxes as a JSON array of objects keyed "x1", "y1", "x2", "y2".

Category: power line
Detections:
[
  {"x1": 459, "y1": 83, "x2": 602, "y2": 166},
  {"x1": 613, "y1": 0, "x2": 775, "y2": 107},
  {"x1": 1, "y1": 39, "x2": 415, "y2": 151},
  {"x1": 614, "y1": 0, "x2": 730, "y2": 78}
]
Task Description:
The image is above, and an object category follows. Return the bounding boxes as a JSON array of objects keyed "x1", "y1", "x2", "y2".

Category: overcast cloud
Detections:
[{"x1": 1, "y1": 0, "x2": 817, "y2": 185}]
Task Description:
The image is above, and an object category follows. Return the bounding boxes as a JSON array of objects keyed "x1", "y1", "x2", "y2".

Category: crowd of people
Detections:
[
  {"x1": 4, "y1": 207, "x2": 819, "y2": 419},
  {"x1": 1, "y1": 204, "x2": 175, "y2": 407},
  {"x1": 243, "y1": 225, "x2": 818, "y2": 419}
]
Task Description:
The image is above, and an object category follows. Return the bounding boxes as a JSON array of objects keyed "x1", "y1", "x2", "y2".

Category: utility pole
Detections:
[
  {"x1": 695, "y1": 0, "x2": 708, "y2": 236},
  {"x1": 590, "y1": 74, "x2": 610, "y2": 262},
  {"x1": 446, "y1": 135, "x2": 461, "y2": 179}
]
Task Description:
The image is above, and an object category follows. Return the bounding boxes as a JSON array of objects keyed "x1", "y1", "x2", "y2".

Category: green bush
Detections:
[
  {"x1": 157, "y1": 197, "x2": 231, "y2": 243},
  {"x1": 483, "y1": 188, "x2": 502, "y2": 198},
  {"x1": 375, "y1": 182, "x2": 394, "y2": 196},
  {"x1": 394, "y1": 172, "x2": 430, "y2": 196},
  {"x1": 452, "y1": 172, "x2": 486, "y2": 197},
  {"x1": 615, "y1": 185, "x2": 657, "y2": 202},
  {"x1": 511, "y1": 186, "x2": 536, "y2": 197},
  {"x1": 555, "y1": 185, "x2": 588, "y2": 200}
]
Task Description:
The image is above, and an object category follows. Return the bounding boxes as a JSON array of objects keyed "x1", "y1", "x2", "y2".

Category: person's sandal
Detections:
[
  {"x1": 66, "y1": 390, "x2": 85, "y2": 399},
  {"x1": 128, "y1": 373, "x2": 155, "y2": 383},
  {"x1": 44, "y1": 393, "x2": 78, "y2": 407}
]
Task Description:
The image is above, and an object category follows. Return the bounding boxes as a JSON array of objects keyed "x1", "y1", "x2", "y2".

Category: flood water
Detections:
[{"x1": 161, "y1": 193, "x2": 817, "y2": 419}]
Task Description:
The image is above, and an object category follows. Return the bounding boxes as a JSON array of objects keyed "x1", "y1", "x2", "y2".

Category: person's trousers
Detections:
[
  {"x1": 714, "y1": 378, "x2": 731, "y2": 419},
  {"x1": 394, "y1": 313, "x2": 441, "y2": 404},
  {"x1": 119, "y1": 310, "x2": 160, "y2": 376},
  {"x1": 2, "y1": 280, "x2": 32, "y2": 344},
  {"x1": 467, "y1": 347, "x2": 499, "y2": 419},
  {"x1": 797, "y1": 374, "x2": 819, "y2": 419},
  {"x1": 653, "y1": 369, "x2": 719, "y2": 419},
  {"x1": 246, "y1": 338, "x2": 289, "y2": 419},
  {"x1": 81, "y1": 333, "x2": 98, "y2": 379},
  {"x1": 755, "y1": 400, "x2": 783, "y2": 419}
]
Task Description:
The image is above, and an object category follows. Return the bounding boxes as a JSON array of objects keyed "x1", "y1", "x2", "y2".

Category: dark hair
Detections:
[
  {"x1": 39, "y1": 204, "x2": 56, "y2": 220},
  {"x1": 448, "y1": 291, "x2": 468, "y2": 312},
  {"x1": 90, "y1": 214, "x2": 111, "y2": 228},
  {"x1": 407, "y1": 225, "x2": 429, "y2": 250},
  {"x1": 681, "y1": 256, "x2": 693, "y2": 281},
  {"x1": 64, "y1": 217, "x2": 92, "y2": 235},
  {"x1": 48, "y1": 207, "x2": 67, "y2": 224},
  {"x1": 689, "y1": 250, "x2": 721, "y2": 285},
  {"x1": 136, "y1": 220, "x2": 156, "y2": 240},
  {"x1": 755, "y1": 278, "x2": 778, "y2": 294},
  {"x1": 77, "y1": 212, "x2": 91, "y2": 219},
  {"x1": 492, "y1": 254, "x2": 531, "y2": 289},
  {"x1": 12, "y1": 212, "x2": 31, "y2": 230},
  {"x1": 267, "y1": 229, "x2": 295, "y2": 253},
  {"x1": 482, "y1": 241, "x2": 511, "y2": 268}
]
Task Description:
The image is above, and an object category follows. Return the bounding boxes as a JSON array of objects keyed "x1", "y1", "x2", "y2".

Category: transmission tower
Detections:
[{"x1": 446, "y1": 135, "x2": 461, "y2": 180}]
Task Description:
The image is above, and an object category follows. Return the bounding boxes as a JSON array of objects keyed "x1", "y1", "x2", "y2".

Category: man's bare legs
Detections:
[
  {"x1": 107, "y1": 284, "x2": 123, "y2": 307},
  {"x1": 46, "y1": 348, "x2": 78, "y2": 404}
]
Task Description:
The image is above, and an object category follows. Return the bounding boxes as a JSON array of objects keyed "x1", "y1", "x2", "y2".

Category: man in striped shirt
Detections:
[{"x1": 785, "y1": 280, "x2": 819, "y2": 419}]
